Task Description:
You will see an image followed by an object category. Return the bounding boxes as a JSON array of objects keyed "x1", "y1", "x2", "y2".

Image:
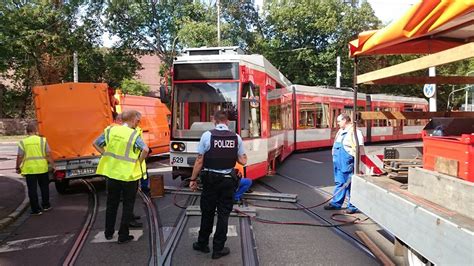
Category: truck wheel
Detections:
[
  {"x1": 55, "y1": 180, "x2": 69, "y2": 194},
  {"x1": 403, "y1": 246, "x2": 434, "y2": 266}
]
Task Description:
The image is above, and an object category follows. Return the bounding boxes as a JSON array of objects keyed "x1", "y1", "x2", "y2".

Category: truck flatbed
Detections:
[{"x1": 351, "y1": 173, "x2": 474, "y2": 265}]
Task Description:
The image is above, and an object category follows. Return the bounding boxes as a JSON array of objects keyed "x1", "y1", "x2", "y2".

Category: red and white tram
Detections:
[
  {"x1": 368, "y1": 94, "x2": 428, "y2": 142},
  {"x1": 168, "y1": 47, "x2": 428, "y2": 180}
]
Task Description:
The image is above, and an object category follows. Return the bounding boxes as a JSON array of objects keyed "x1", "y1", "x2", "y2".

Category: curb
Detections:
[{"x1": 0, "y1": 175, "x2": 29, "y2": 231}]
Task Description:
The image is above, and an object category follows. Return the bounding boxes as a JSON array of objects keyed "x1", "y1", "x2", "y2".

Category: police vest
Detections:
[
  {"x1": 96, "y1": 125, "x2": 142, "y2": 181},
  {"x1": 203, "y1": 129, "x2": 238, "y2": 170},
  {"x1": 19, "y1": 135, "x2": 49, "y2": 175}
]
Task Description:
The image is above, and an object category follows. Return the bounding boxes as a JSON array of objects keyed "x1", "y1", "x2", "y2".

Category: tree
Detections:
[
  {"x1": 0, "y1": 1, "x2": 140, "y2": 118},
  {"x1": 120, "y1": 78, "x2": 150, "y2": 96},
  {"x1": 105, "y1": 1, "x2": 263, "y2": 64},
  {"x1": 255, "y1": 0, "x2": 380, "y2": 86}
]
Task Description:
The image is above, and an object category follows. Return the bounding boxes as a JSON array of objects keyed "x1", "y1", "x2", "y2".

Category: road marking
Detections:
[
  {"x1": 300, "y1": 158, "x2": 323, "y2": 164},
  {"x1": 0, "y1": 234, "x2": 73, "y2": 253},
  {"x1": 90, "y1": 230, "x2": 143, "y2": 243},
  {"x1": 188, "y1": 225, "x2": 237, "y2": 238},
  {"x1": 162, "y1": 226, "x2": 174, "y2": 240}
]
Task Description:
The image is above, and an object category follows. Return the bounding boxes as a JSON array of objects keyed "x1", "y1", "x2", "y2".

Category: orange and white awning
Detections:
[{"x1": 349, "y1": 0, "x2": 474, "y2": 57}]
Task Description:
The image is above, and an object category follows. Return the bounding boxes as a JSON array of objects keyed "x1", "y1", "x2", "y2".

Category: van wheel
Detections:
[{"x1": 55, "y1": 180, "x2": 69, "y2": 194}]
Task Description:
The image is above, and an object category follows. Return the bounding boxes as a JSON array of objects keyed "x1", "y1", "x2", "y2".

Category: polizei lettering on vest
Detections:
[{"x1": 213, "y1": 139, "x2": 235, "y2": 148}]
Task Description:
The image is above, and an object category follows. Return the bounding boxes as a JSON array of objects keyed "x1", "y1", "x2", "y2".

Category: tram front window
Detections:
[{"x1": 173, "y1": 82, "x2": 238, "y2": 139}]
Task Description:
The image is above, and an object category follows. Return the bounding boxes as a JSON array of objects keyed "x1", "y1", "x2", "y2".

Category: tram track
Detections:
[
  {"x1": 62, "y1": 179, "x2": 98, "y2": 266},
  {"x1": 257, "y1": 174, "x2": 376, "y2": 260},
  {"x1": 240, "y1": 203, "x2": 259, "y2": 266},
  {"x1": 161, "y1": 195, "x2": 197, "y2": 266},
  {"x1": 139, "y1": 189, "x2": 161, "y2": 266}
]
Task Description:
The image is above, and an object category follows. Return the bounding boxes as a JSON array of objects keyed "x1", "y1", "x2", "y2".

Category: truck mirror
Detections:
[{"x1": 159, "y1": 85, "x2": 170, "y2": 104}]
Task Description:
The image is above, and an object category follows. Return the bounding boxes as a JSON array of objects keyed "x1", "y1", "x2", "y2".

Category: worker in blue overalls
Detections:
[{"x1": 324, "y1": 113, "x2": 364, "y2": 214}]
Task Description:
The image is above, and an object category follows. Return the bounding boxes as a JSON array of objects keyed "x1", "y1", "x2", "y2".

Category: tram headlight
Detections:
[{"x1": 171, "y1": 142, "x2": 186, "y2": 151}]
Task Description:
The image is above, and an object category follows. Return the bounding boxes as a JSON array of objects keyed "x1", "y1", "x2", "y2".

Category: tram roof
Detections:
[
  {"x1": 369, "y1": 94, "x2": 428, "y2": 105},
  {"x1": 293, "y1": 84, "x2": 366, "y2": 100},
  {"x1": 174, "y1": 53, "x2": 292, "y2": 87}
]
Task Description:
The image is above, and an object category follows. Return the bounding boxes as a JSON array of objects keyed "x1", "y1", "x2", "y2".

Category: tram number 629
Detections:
[{"x1": 172, "y1": 156, "x2": 184, "y2": 164}]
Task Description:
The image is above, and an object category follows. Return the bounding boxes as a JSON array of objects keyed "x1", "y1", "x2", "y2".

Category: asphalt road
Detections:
[{"x1": 0, "y1": 143, "x2": 406, "y2": 265}]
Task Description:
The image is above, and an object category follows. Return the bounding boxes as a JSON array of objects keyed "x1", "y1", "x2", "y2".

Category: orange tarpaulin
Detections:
[{"x1": 349, "y1": 0, "x2": 474, "y2": 57}]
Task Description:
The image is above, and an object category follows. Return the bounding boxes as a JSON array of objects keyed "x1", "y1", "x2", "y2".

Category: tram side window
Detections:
[
  {"x1": 317, "y1": 103, "x2": 330, "y2": 128},
  {"x1": 270, "y1": 105, "x2": 282, "y2": 130},
  {"x1": 403, "y1": 108, "x2": 424, "y2": 126},
  {"x1": 342, "y1": 106, "x2": 365, "y2": 127},
  {"x1": 387, "y1": 108, "x2": 398, "y2": 127},
  {"x1": 332, "y1": 108, "x2": 342, "y2": 128},
  {"x1": 240, "y1": 83, "x2": 261, "y2": 138},
  {"x1": 298, "y1": 102, "x2": 316, "y2": 128},
  {"x1": 373, "y1": 107, "x2": 387, "y2": 127},
  {"x1": 282, "y1": 103, "x2": 293, "y2": 130}
]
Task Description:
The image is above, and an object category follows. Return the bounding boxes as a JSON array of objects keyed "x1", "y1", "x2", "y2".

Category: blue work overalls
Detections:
[{"x1": 330, "y1": 131, "x2": 357, "y2": 211}]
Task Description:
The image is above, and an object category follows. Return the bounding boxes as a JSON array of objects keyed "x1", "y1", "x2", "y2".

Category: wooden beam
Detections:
[
  {"x1": 357, "y1": 42, "x2": 474, "y2": 84},
  {"x1": 363, "y1": 76, "x2": 474, "y2": 85},
  {"x1": 355, "y1": 231, "x2": 396, "y2": 266},
  {"x1": 359, "y1": 111, "x2": 474, "y2": 120}
]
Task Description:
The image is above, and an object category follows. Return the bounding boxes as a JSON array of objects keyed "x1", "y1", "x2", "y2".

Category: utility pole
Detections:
[
  {"x1": 73, "y1": 51, "x2": 78, "y2": 83},
  {"x1": 217, "y1": 0, "x2": 221, "y2": 46},
  {"x1": 336, "y1": 56, "x2": 341, "y2": 88}
]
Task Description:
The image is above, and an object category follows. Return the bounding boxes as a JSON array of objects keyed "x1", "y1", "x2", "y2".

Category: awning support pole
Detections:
[{"x1": 353, "y1": 57, "x2": 360, "y2": 175}]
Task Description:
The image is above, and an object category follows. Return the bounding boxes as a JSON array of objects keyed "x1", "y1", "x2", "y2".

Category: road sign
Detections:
[{"x1": 423, "y1": 84, "x2": 436, "y2": 98}]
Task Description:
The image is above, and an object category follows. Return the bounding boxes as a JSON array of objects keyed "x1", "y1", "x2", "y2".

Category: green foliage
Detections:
[
  {"x1": 256, "y1": 0, "x2": 380, "y2": 86},
  {"x1": 120, "y1": 79, "x2": 150, "y2": 96},
  {"x1": 104, "y1": 0, "x2": 262, "y2": 63},
  {"x1": 0, "y1": 1, "x2": 140, "y2": 118}
]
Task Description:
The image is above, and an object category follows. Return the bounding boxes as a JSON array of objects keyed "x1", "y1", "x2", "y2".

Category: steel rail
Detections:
[
  {"x1": 240, "y1": 202, "x2": 259, "y2": 266},
  {"x1": 161, "y1": 196, "x2": 197, "y2": 266},
  {"x1": 62, "y1": 179, "x2": 98, "y2": 266},
  {"x1": 258, "y1": 177, "x2": 376, "y2": 260},
  {"x1": 138, "y1": 190, "x2": 161, "y2": 266}
]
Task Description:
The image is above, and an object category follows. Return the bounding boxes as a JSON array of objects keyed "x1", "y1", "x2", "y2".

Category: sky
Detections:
[
  {"x1": 365, "y1": 0, "x2": 417, "y2": 24},
  {"x1": 102, "y1": 0, "x2": 418, "y2": 47}
]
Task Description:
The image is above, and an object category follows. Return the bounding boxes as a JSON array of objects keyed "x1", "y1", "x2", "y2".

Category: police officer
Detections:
[
  {"x1": 324, "y1": 114, "x2": 364, "y2": 214},
  {"x1": 93, "y1": 110, "x2": 149, "y2": 244},
  {"x1": 190, "y1": 110, "x2": 247, "y2": 260},
  {"x1": 16, "y1": 122, "x2": 55, "y2": 215}
]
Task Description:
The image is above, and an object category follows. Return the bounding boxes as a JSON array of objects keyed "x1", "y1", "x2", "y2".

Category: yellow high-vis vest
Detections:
[
  {"x1": 135, "y1": 127, "x2": 147, "y2": 180},
  {"x1": 19, "y1": 135, "x2": 49, "y2": 175},
  {"x1": 96, "y1": 125, "x2": 142, "y2": 181}
]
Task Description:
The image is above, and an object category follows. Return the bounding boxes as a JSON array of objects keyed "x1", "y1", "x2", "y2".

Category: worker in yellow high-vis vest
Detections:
[
  {"x1": 136, "y1": 126, "x2": 149, "y2": 194},
  {"x1": 93, "y1": 110, "x2": 149, "y2": 244},
  {"x1": 324, "y1": 113, "x2": 364, "y2": 214},
  {"x1": 16, "y1": 122, "x2": 55, "y2": 216}
]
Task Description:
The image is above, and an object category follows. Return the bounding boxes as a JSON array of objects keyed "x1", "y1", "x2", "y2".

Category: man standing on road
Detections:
[
  {"x1": 324, "y1": 114, "x2": 364, "y2": 214},
  {"x1": 190, "y1": 110, "x2": 247, "y2": 260},
  {"x1": 16, "y1": 122, "x2": 55, "y2": 216},
  {"x1": 93, "y1": 110, "x2": 149, "y2": 244}
]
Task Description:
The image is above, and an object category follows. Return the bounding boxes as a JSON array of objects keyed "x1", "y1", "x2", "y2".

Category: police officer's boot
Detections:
[
  {"x1": 212, "y1": 247, "x2": 230, "y2": 259},
  {"x1": 193, "y1": 242, "x2": 210, "y2": 253}
]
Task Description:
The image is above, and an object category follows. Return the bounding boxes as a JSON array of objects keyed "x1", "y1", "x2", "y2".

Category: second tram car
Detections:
[{"x1": 168, "y1": 47, "x2": 428, "y2": 180}]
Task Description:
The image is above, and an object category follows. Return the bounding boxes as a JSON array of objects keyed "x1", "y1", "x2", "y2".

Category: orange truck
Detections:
[{"x1": 33, "y1": 82, "x2": 170, "y2": 193}]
